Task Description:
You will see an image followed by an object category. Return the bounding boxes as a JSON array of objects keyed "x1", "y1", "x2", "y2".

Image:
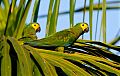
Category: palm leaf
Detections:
[
  {"x1": 89, "y1": 0, "x2": 93, "y2": 40},
  {"x1": 8, "y1": 37, "x2": 32, "y2": 76},
  {"x1": 45, "y1": 0, "x2": 54, "y2": 37},
  {"x1": 76, "y1": 39, "x2": 120, "y2": 51},
  {"x1": 0, "y1": 0, "x2": 120, "y2": 75},
  {"x1": 26, "y1": 47, "x2": 120, "y2": 75},
  {"x1": 47, "y1": 0, "x2": 60, "y2": 36},
  {"x1": 69, "y1": 0, "x2": 76, "y2": 28},
  {"x1": 13, "y1": 0, "x2": 32, "y2": 39},
  {"x1": 101, "y1": 0, "x2": 106, "y2": 43},
  {"x1": 24, "y1": 45, "x2": 57, "y2": 76},
  {"x1": 1, "y1": 36, "x2": 11, "y2": 76},
  {"x1": 31, "y1": 0, "x2": 41, "y2": 22}
]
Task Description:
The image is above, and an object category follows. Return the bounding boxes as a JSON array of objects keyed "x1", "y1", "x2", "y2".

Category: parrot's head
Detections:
[
  {"x1": 80, "y1": 23, "x2": 89, "y2": 33},
  {"x1": 31, "y1": 23, "x2": 41, "y2": 32}
]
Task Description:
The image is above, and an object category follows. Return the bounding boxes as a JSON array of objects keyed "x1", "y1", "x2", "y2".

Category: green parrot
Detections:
[
  {"x1": 24, "y1": 23, "x2": 89, "y2": 50},
  {"x1": 18, "y1": 23, "x2": 41, "y2": 42}
]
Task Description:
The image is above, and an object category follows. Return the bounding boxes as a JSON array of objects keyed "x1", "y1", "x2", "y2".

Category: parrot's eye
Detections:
[{"x1": 82, "y1": 24, "x2": 84, "y2": 26}]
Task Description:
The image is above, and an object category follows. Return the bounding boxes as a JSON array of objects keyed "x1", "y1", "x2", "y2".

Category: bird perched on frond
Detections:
[
  {"x1": 25, "y1": 23, "x2": 89, "y2": 51},
  {"x1": 18, "y1": 23, "x2": 41, "y2": 42}
]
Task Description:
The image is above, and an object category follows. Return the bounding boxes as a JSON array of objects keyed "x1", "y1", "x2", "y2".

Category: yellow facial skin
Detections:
[
  {"x1": 31, "y1": 23, "x2": 41, "y2": 32},
  {"x1": 80, "y1": 23, "x2": 89, "y2": 32}
]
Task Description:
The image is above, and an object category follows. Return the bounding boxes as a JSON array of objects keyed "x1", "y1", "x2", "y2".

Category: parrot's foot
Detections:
[{"x1": 55, "y1": 47, "x2": 64, "y2": 52}]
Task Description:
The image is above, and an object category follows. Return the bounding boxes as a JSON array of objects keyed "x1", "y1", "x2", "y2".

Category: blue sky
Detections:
[{"x1": 26, "y1": 0, "x2": 120, "y2": 47}]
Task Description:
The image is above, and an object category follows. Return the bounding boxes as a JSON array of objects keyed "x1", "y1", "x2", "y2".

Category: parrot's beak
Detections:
[
  {"x1": 36, "y1": 27, "x2": 41, "y2": 32},
  {"x1": 84, "y1": 27, "x2": 89, "y2": 33}
]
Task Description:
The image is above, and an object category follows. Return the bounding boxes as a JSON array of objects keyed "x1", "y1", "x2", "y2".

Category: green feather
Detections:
[
  {"x1": 25, "y1": 23, "x2": 88, "y2": 47},
  {"x1": 19, "y1": 23, "x2": 37, "y2": 42}
]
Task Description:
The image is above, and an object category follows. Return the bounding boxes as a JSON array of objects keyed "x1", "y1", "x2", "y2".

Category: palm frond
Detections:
[{"x1": 0, "y1": 0, "x2": 120, "y2": 76}]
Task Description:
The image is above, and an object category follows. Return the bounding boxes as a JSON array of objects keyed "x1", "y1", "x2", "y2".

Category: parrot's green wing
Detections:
[
  {"x1": 25, "y1": 23, "x2": 89, "y2": 47},
  {"x1": 25, "y1": 30, "x2": 76, "y2": 47}
]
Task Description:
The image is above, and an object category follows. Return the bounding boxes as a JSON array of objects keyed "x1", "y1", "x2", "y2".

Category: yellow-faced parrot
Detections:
[{"x1": 19, "y1": 23, "x2": 40, "y2": 42}]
